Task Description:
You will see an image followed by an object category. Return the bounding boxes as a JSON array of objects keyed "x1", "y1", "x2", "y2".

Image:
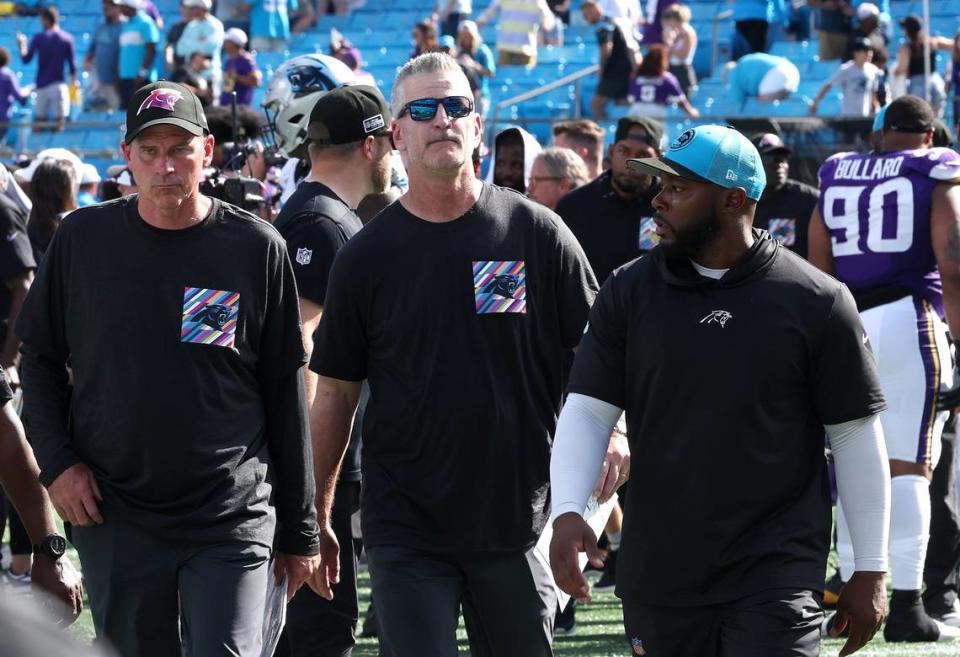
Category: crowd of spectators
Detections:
[{"x1": 0, "y1": 1, "x2": 959, "y2": 182}]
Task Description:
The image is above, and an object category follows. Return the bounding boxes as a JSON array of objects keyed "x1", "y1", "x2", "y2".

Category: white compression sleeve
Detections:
[
  {"x1": 550, "y1": 393, "x2": 623, "y2": 521},
  {"x1": 826, "y1": 414, "x2": 891, "y2": 572}
]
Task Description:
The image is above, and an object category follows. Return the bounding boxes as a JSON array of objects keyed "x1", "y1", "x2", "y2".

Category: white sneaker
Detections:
[
  {"x1": 935, "y1": 619, "x2": 960, "y2": 641},
  {"x1": 932, "y1": 600, "x2": 960, "y2": 629}
]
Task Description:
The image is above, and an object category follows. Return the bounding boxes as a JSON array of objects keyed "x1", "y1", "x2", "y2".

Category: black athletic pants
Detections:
[
  {"x1": 276, "y1": 481, "x2": 361, "y2": 657},
  {"x1": 734, "y1": 19, "x2": 769, "y2": 59},
  {"x1": 622, "y1": 588, "x2": 823, "y2": 657},
  {"x1": 924, "y1": 428, "x2": 960, "y2": 612},
  {"x1": 366, "y1": 545, "x2": 555, "y2": 657}
]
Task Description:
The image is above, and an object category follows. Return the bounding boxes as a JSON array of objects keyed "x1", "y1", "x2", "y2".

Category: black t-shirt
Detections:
[
  {"x1": 0, "y1": 194, "x2": 35, "y2": 342},
  {"x1": 556, "y1": 171, "x2": 658, "y2": 284},
  {"x1": 275, "y1": 181, "x2": 364, "y2": 482},
  {"x1": 568, "y1": 232, "x2": 886, "y2": 606},
  {"x1": 754, "y1": 179, "x2": 818, "y2": 259},
  {"x1": 16, "y1": 196, "x2": 308, "y2": 548},
  {"x1": 597, "y1": 17, "x2": 635, "y2": 84},
  {"x1": 311, "y1": 184, "x2": 598, "y2": 554}
]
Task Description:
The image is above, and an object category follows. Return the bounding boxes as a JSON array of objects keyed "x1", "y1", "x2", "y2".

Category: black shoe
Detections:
[
  {"x1": 593, "y1": 548, "x2": 617, "y2": 593},
  {"x1": 360, "y1": 601, "x2": 378, "y2": 638},
  {"x1": 554, "y1": 600, "x2": 576, "y2": 636},
  {"x1": 884, "y1": 590, "x2": 960, "y2": 642}
]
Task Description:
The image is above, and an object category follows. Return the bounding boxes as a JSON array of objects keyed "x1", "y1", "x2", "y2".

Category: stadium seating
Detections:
[{"x1": 0, "y1": 0, "x2": 957, "y2": 170}]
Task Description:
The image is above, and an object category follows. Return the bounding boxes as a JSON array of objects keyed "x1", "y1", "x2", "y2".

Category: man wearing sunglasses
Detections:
[{"x1": 308, "y1": 52, "x2": 600, "y2": 657}]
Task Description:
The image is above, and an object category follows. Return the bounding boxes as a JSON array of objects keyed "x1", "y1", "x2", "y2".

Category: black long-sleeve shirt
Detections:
[{"x1": 17, "y1": 196, "x2": 319, "y2": 555}]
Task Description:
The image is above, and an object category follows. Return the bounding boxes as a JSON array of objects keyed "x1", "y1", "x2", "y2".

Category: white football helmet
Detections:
[{"x1": 263, "y1": 54, "x2": 356, "y2": 158}]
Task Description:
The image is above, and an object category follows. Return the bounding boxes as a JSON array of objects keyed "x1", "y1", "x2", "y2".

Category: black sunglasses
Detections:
[{"x1": 398, "y1": 96, "x2": 474, "y2": 121}]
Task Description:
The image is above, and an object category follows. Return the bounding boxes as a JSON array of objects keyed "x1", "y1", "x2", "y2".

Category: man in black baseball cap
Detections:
[
  {"x1": 123, "y1": 80, "x2": 208, "y2": 144},
  {"x1": 556, "y1": 114, "x2": 666, "y2": 283},
  {"x1": 18, "y1": 76, "x2": 322, "y2": 656},
  {"x1": 751, "y1": 132, "x2": 818, "y2": 258},
  {"x1": 273, "y1": 83, "x2": 395, "y2": 657},
  {"x1": 118, "y1": 81, "x2": 216, "y2": 220}
]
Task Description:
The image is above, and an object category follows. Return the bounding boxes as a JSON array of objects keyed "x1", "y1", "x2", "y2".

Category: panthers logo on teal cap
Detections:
[{"x1": 670, "y1": 129, "x2": 696, "y2": 151}]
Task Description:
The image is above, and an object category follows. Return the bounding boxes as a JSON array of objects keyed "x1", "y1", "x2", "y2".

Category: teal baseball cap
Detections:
[{"x1": 627, "y1": 124, "x2": 766, "y2": 201}]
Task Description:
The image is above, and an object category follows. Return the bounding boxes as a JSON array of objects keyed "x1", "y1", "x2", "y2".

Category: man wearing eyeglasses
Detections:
[
  {"x1": 273, "y1": 84, "x2": 394, "y2": 657},
  {"x1": 307, "y1": 52, "x2": 600, "y2": 657}
]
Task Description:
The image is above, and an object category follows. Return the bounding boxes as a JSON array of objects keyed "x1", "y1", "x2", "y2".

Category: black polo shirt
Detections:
[
  {"x1": 568, "y1": 231, "x2": 886, "y2": 606},
  {"x1": 556, "y1": 171, "x2": 658, "y2": 284},
  {"x1": 753, "y1": 179, "x2": 818, "y2": 259}
]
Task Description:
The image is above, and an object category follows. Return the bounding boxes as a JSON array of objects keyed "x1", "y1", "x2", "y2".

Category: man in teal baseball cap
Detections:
[
  {"x1": 624, "y1": 123, "x2": 765, "y2": 262},
  {"x1": 549, "y1": 121, "x2": 891, "y2": 657}
]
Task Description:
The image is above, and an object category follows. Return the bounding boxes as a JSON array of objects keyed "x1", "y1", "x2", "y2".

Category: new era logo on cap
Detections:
[
  {"x1": 137, "y1": 88, "x2": 184, "y2": 115},
  {"x1": 307, "y1": 84, "x2": 392, "y2": 146},
  {"x1": 363, "y1": 114, "x2": 386, "y2": 134}
]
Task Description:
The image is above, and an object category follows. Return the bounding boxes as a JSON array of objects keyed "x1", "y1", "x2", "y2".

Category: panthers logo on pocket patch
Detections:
[
  {"x1": 767, "y1": 218, "x2": 796, "y2": 246},
  {"x1": 181, "y1": 287, "x2": 240, "y2": 348},
  {"x1": 473, "y1": 261, "x2": 526, "y2": 313}
]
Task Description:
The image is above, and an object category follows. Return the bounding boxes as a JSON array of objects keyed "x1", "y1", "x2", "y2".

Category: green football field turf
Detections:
[
  {"x1": 3, "y1": 526, "x2": 954, "y2": 655},
  {"x1": 59, "y1": 566, "x2": 959, "y2": 657}
]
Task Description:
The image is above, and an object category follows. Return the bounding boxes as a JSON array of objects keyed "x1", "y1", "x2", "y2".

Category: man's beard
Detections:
[
  {"x1": 611, "y1": 170, "x2": 651, "y2": 196},
  {"x1": 370, "y1": 159, "x2": 392, "y2": 194},
  {"x1": 658, "y1": 210, "x2": 722, "y2": 260}
]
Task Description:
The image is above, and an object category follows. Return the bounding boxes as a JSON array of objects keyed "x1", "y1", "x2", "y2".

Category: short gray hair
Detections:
[
  {"x1": 391, "y1": 53, "x2": 472, "y2": 118},
  {"x1": 536, "y1": 147, "x2": 590, "y2": 188}
]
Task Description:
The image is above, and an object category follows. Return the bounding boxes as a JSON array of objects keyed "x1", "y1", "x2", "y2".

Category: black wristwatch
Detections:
[{"x1": 33, "y1": 534, "x2": 67, "y2": 560}]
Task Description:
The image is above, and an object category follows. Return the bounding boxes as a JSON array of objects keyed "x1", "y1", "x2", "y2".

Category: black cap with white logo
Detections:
[
  {"x1": 124, "y1": 81, "x2": 209, "y2": 144},
  {"x1": 306, "y1": 85, "x2": 392, "y2": 145}
]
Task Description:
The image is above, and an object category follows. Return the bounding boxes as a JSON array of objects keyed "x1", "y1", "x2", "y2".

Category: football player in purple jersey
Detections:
[{"x1": 809, "y1": 95, "x2": 960, "y2": 643}]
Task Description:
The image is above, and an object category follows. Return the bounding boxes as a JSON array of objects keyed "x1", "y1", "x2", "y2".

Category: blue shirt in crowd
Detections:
[
  {"x1": 119, "y1": 11, "x2": 160, "y2": 80},
  {"x1": 90, "y1": 19, "x2": 124, "y2": 85},
  {"x1": 732, "y1": 0, "x2": 785, "y2": 23},
  {"x1": 249, "y1": 0, "x2": 297, "y2": 40},
  {"x1": 728, "y1": 52, "x2": 783, "y2": 103}
]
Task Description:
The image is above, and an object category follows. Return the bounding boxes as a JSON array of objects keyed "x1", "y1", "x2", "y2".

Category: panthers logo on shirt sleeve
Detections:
[{"x1": 473, "y1": 261, "x2": 526, "y2": 314}]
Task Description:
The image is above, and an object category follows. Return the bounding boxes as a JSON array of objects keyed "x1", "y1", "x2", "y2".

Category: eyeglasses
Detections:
[
  {"x1": 398, "y1": 96, "x2": 474, "y2": 121},
  {"x1": 529, "y1": 176, "x2": 564, "y2": 184}
]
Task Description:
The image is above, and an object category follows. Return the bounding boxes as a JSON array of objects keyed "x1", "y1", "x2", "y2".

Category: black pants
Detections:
[
  {"x1": 366, "y1": 545, "x2": 554, "y2": 657},
  {"x1": 734, "y1": 19, "x2": 769, "y2": 59},
  {"x1": 622, "y1": 589, "x2": 823, "y2": 657},
  {"x1": 924, "y1": 428, "x2": 960, "y2": 611},
  {"x1": 276, "y1": 481, "x2": 361, "y2": 657},
  {"x1": 72, "y1": 511, "x2": 271, "y2": 657},
  {"x1": 440, "y1": 12, "x2": 466, "y2": 37}
]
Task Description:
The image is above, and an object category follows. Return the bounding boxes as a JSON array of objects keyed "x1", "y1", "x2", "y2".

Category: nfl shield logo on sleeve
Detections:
[
  {"x1": 631, "y1": 638, "x2": 646, "y2": 655},
  {"x1": 295, "y1": 247, "x2": 313, "y2": 265}
]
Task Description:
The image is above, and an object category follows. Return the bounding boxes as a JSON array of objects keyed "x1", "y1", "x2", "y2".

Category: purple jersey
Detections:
[
  {"x1": 818, "y1": 147, "x2": 960, "y2": 316},
  {"x1": 627, "y1": 72, "x2": 685, "y2": 105}
]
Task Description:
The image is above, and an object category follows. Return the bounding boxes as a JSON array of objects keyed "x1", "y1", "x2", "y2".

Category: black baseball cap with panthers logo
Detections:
[{"x1": 124, "y1": 81, "x2": 209, "y2": 143}]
